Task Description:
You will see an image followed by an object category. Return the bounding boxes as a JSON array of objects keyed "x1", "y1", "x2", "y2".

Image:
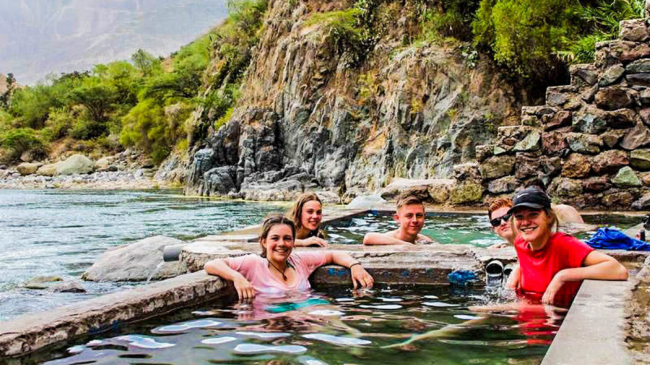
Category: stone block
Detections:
[
  {"x1": 546, "y1": 86, "x2": 576, "y2": 107},
  {"x1": 595, "y1": 86, "x2": 633, "y2": 111},
  {"x1": 521, "y1": 114, "x2": 542, "y2": 127},
  {"x1": 592, "y1": 150, "x2": 629, "y2": 174},
  {"x1": 626, "y1": 58, "x2": 650, "y2": 73},
  {"x1": 642, "y1": 172, "x2": 650, "y2": 186},
  {"x1": 599, "y1": 64, "x2": 625, "y2": 87},
  {"x1": 606, "y1": 109, "x2": 637, "y2": 129},
  {"x1": 453, "y1": 163, "x2": 481, "y2": 181},
  {"x1": 521, "y1": 105, "x2": 559, "y2": 117},
  {"x1": 626, "y1": 73, "x2": 650, "y2": 87},
  {"x1": 541, "y1": 156, "x2": 563, "y2": 177},
  {"x1": 566, "y1": 133, "x2": 603, "y2": 154},
  {"x1": 620, "y1": 122, "x2": 650, "y2": 150},
  {"x1": 570, "y1": 64, "x2": 598, "y2": 86},
  {"x1": 480, "y1": 155, "x2": 516, "y2": 180},
  {"x1": 595, "y1": 40, "x2": 650, "y2": 68},
  {"x1": 542, "y1": 131, "x2": 569, "y2": 156},
  {"x1": 513, "y1": 130, "x2": 541, "y2": 152},
  {"x1": 612, "y1": 166, "x2": 642, "y2": 187},
  {"x1": 580, "y1": 85, "x2": 599, "y2": 103},
  {"x1": 640, "y1": 89, "x2": 650, "y2": 105},
  {"x1": 641, "y1": 108, "x2": 650, "y2": 125},
  {"x1": 619, "y1": 19, "x2": 650, "y2": 42},
  {"x1": 515, "y1": 153, "x2": 541, "y2": 180},
  {"x1": 549, "y1": 177, "x2": 583, "y2": 197},
  {"x1": 562, "y1": 153, "x2": 591, "y2": 178},
  {"x1": 497, "y1": 126, "x2": 537, "y2": 149},
  {"x1": 573, "y1": 106, "x2": 608, "y2": 134},
  {"x1": 582, "y1": 176, "x2": 610, "y2": 192},
  {"x1": 475, "y1": 145, "x2": 493, "y2": 163},
  {"x1": 601, "y1": 129, "x2": 626, "y2": 148},
  {"x1": 542, "y1": 110, "x2": 572, "y2": 131},
  {"x1": 450, "y1": 182, "x2": 484, "y2": 204},
  {"x1": 632, "y1": 193, "x2": 650, "y2": 210},
  {"x1": 631, "y1": 149, "x2": 650, "y2": 170},
  {"x1": 602, "y1": 191, "x2": 635, "y2": 207},
  {"x1": 487, "y1": 176, "x2": 519, "y2": 194}
]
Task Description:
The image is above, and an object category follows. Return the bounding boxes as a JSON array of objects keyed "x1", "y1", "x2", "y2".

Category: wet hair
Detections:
[
  {"x1": 525, "y1": 178, "x2": 546, "y2": 192},
  {"x1": 288, "y1": 193, "x2": 323, "y2": 231},
  {"x1": 396, "y1": 191, "x2": 425, "y2": 211},
  {"x1": 487, "y1": 198, "x2": 513, "y2": 220},
  {"x1": 259, "y1": 215, "x2": 296, "y2": 258}
]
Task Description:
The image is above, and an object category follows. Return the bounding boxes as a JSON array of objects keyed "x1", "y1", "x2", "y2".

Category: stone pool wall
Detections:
[{"x1": 474, "y1": 19, "x2": 650, "y2": 210}]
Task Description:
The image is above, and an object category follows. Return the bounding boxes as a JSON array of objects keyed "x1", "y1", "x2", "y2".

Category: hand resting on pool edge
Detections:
[{"x1": 204, "y1": 214, "x2": 374, "y2": 299}]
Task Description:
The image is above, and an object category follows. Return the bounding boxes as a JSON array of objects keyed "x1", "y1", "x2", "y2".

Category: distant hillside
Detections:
[{"x1": 0, "y1": 0, "x2": 229, "y2": 85}]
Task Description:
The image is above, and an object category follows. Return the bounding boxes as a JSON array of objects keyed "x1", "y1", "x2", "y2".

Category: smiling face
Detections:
[
  {"x1": 491, "y1": 206, "x2": 515, "y2": 244},
  {"x1": 300, "y1": 200, "x2": 322, "y2": 232},
  {"x1": 394, "y1": 203, "x2": 425, "y2": 237},
  {"x1": 512, "y1": 207, "x2": 553, "y2": 248},
  {"x1": 261, "y1": 224, "x2": 294, "y2": 265}
]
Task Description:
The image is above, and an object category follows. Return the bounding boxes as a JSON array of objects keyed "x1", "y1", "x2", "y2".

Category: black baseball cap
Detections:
[{"x1": 507, "y1": 187, "x2": 552, "y2": 215}]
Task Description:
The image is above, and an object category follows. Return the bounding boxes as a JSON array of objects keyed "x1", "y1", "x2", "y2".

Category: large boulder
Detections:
[
  {"x1": 82, "y1": 236, "x2": 186, "y2": 282},
  {"x1": 380, "y1": 178, "x2": 438, "y2": 201},
  {"x1": 56, "y1": 154, "x2": 94, "y2": 175},
  {"x1": 36, "y1": 163, "x2": 58, "y2": 177},
  {"x1": 16, "y1": 162, "x2": 40, "y2": 176},
  {"x1": 599, "y1": 64, "x2": 625, "y2": 86},
  {"x1": 602, "y1": 191, "x2": 635, "y2": 207},
  {"x1": 549, "y1": 177, "x2": 583, "y2": 197}
]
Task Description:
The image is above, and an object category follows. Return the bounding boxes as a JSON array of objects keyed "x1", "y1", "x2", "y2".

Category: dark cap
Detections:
[{"x1": 507, "y1": 187, "x2": 552, "y2": 215}]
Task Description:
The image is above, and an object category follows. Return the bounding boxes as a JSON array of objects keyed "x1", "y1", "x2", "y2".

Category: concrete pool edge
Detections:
[
  {"x1": 541, "y1": 280, "x2": 634, "y2": 365},
  {"x1": 0, "y1": 272, "x2": 229, "y2": 357}
]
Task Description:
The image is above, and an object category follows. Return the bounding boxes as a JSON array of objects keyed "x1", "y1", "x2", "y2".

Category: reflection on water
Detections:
[
  {"x1": 42, "y1": 286, "x2": 561, "y2": 365},
  {"x1": 0, "y1": 190, "x2": 285, "y2": 321}
]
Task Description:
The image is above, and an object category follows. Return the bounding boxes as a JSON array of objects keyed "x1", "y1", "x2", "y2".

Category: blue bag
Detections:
[{"x1": 585, "y1": 228, "x2": 650, "y2": 251}]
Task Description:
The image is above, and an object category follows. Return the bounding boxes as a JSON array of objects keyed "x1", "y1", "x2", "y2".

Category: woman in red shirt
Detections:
[{"x1": 507, "y1": 187, "x2": 628, "y2": 306}]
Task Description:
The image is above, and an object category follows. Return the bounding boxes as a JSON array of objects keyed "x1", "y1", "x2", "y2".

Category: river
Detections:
[{"x1": 0, "y1": 190, "x2": 285, "y2": 322}]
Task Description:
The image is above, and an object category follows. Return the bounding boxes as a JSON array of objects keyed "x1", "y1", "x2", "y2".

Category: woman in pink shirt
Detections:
[{"x1": 204, "y1": 215, "x2": 374, "y2": 299}]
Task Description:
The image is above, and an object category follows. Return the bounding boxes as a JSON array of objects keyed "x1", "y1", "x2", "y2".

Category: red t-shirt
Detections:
[{"x1": 514, "y1": 232, "x2": 594, "y2": 306}]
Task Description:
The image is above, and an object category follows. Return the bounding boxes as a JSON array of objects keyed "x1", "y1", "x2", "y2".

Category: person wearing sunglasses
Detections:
[{"x1": 488, "y1": 198, "x2": 516, "y2": 247}]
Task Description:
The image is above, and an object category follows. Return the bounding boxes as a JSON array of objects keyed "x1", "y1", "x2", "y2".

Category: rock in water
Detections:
[{"x1": 82, "y1": 236, "x2": 185, "y2": 282}]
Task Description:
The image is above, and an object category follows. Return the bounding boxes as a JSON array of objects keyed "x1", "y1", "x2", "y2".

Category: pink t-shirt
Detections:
[{"x1": 226, "y1": 252, "x2": 328, "y2": 295}]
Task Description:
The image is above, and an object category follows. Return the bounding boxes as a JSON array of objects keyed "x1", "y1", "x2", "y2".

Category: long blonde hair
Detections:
[{"x1": 288, "y1": 193, "x2": 323, "y2": 231}]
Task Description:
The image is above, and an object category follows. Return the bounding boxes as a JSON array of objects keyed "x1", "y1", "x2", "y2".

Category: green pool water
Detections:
[
  {"x1": 323, "y1": 211, "x2": 643, "y2": 246},
  {"x1": 29, "y1": 286, "x2": 560, "y2": 365}
]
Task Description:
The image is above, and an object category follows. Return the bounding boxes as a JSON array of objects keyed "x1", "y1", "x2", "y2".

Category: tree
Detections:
[
  {"x1": 0, "y1": 73, "x2": 16, "y2": 109},
  {"x1": 131, "y1": 49, "x2": 162, "y2": 78},
  {"x1": 67, "y1": 84, "x2": 117, "y2": 124}
]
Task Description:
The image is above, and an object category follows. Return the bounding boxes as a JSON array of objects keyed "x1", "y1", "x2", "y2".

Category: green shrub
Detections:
[
  {"x1": 42, "y1": 108, "x2": 75, "y2": 141},
  {"x1": 0, "y1": 128, "x2": 48, "y2": 160}
]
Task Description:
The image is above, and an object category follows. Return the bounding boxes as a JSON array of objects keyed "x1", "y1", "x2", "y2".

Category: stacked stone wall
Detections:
[{"x1": 474, "y1": 19, "x2": 650, "y2": 210}]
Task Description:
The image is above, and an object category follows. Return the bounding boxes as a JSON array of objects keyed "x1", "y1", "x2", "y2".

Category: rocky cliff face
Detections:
[{"x1": 185, "y1": 0, "x2": 538, "y2": 202}]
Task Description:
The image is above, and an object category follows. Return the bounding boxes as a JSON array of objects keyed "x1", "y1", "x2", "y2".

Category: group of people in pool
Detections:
[{"x1": 205, "y1": 186, "x2": 628, "y2": 307}]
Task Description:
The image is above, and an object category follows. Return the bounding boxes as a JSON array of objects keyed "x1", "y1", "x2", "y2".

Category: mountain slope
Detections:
[{"x1": 0, "y1": 0, "x2": 229, "y2": 84}]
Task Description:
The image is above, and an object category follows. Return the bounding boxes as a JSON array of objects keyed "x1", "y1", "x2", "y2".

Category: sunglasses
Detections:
[{"x1": 490, "y1": 213, "x2": 512, "y2": 227}]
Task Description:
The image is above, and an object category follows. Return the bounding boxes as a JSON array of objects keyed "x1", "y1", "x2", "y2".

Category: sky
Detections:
[{"x1": 0, "y1": 0, "x2": 229, "y2": 84}]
